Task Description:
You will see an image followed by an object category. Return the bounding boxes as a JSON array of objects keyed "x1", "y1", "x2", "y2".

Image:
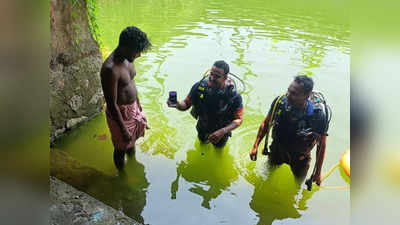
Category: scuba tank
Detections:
[{"x1": 309, "y1": 90, "x2": 332, "y2": 135}]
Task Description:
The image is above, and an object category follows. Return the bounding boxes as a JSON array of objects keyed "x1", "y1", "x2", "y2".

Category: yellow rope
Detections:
[
  {"x1": 320, "y1": 185, "x2": 349, "y2": 190},
  {"x1": 312, "y1": 162, "x2": 349, "y2": 190},
  {"x1": 321, "y1": 162, "x2": 340, "y2": 182}
]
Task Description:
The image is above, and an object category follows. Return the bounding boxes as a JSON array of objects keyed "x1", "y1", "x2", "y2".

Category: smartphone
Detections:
[{"x1": 169, "y1": 91, "x2": 177, "y2": 107}]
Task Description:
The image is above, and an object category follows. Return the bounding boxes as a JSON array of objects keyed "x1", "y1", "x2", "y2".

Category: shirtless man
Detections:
[{"x1": 100, "y1": 26, "x2": 151, "y2": 170}]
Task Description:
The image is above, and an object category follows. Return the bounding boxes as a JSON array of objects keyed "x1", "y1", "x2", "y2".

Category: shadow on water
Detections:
[
  {"x1": 170, "y1": 140, "x2": 239, "y2": 209},
  {"x1": 247, "y1": 164, "x2": 318, "y2": 225},
  {"x1": 50, "y1": 149, "x2": 149, "y2": 223}
]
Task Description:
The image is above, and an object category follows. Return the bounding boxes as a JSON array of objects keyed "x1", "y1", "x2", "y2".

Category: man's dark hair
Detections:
[
  {"x1": 118, "y1": 26, "x2": 151, "y2": 53},
  {"x1": 294, "y1": 75, "x2": 314, "y2": 95},
  {"x1": 213, "y1": 60, "x2": 230, "y2": 76}
]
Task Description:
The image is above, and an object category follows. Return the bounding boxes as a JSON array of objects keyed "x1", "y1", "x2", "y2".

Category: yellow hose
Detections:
[
  {"x1": 310, "y1": 149, "x2": 350, "y2": 191},
  {"x1": 202, "y1": 68, "x2": 211, "y2": 77},
  {"x1": 321, "y1": 162, "x2": 340, "y2": 182},
  {"x1": 320, "y1": 185, "x2": 349, "y2": 190}
]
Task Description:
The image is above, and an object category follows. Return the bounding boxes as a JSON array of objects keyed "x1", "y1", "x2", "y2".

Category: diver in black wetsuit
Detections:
[
  {"x1": 250, "y1": 75, "x2": 330, "y2": 186},
  {"x1": 167, "y1": 60, "x2": 244, "y2": 148}
]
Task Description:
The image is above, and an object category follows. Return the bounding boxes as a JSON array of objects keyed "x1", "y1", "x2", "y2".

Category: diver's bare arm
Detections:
[
  {"x1": 221, "y1": 117, "x2": 243, "y2": 134},
  {"x1": 313, "y1": 136, "x2": 327, "y2": 184},
  {"x1": 175, "y1": 100, "x2": 191, "y2": 111},
  {"x1": 208, "y1": 113, "x2": 243, "y2": 144},
  {"x1": 252, "y1": 112, "x2": 272, "y2": 150}
]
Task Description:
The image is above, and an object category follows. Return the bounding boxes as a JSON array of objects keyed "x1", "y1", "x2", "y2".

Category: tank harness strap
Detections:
[
  {"x1": 262, "y1": 94, "x2": 285, "y2": 155},
  {"x1": 198, "y1": 85, "x2": 205, "y2": 99},
  {"x1": 196, "y1": 68, "x2": 211, "y2": 100}
]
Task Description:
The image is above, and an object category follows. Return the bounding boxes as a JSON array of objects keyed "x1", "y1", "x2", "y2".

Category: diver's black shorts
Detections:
[{"x1": 268, "y1": 147, "x2": 311, "y2": 178}]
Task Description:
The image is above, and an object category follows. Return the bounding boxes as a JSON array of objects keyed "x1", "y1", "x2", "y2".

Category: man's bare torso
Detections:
[{"x1": 101, "y1": 52, "x2": 138, "y2": 106}]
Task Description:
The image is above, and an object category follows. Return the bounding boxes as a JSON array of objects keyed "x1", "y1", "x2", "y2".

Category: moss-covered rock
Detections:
[{"x1": 50, "y1": 0, "x2": 103, "y2": 143}]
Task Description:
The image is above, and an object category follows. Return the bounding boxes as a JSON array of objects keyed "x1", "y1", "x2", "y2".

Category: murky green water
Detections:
[{"x1": 51, "y1": 0, "x2": 350, "y2": 224}]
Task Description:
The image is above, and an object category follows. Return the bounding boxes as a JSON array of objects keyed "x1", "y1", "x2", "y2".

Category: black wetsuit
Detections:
[
  {"x1": 268, "y1": 96, "x2": 327, "y2": 177},
  {"x1": 185, "y1": 78, "x2": 243, "y2": 147}
]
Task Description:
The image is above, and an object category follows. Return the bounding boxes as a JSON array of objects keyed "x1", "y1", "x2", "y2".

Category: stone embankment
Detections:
[{"x1": 50, "y1": 176, "x2": 142, "y2": 225}]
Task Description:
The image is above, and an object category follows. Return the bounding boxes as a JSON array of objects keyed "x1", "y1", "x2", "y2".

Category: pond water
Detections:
[{"x1": 51, "y1": 0, "x2": 350, "y2": 224}]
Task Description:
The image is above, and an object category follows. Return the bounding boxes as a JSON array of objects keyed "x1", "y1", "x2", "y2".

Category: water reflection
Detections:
[
  {"x1": 170, "y1": 140, "x2": 239, "y2": 209},
  {"x1": 49, "y1": 0, "x2": 352, "y2": 223},
  {"x1": 50, "y1": 149, "x2": 149, "y2": 223},
  {"x1": 138, "y1": 52, "x2": 181, "y2": 159},
  {"x1": 299, "y1": 41, "x2": 328, "y2": 76},
  {"x1": 248, "y1": 164, "x2": 317, "y2": 225},
  {"x1": 116, "y1": 152, "x2": 150, "y2": 223},
  {"x1": 97, "y1": 0, "x2": 349, "y2": 161}
]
